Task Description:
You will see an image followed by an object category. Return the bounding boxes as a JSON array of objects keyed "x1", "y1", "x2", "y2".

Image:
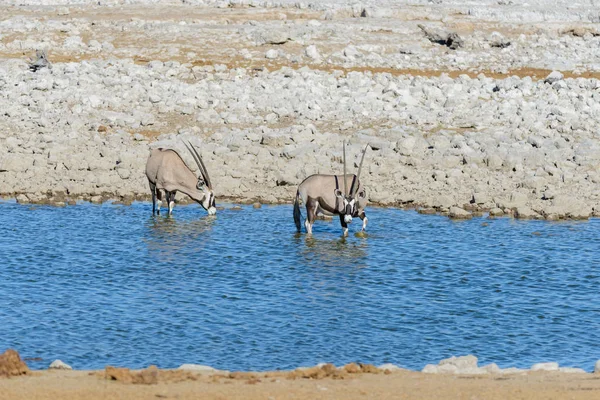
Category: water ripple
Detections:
[{"x1": 1, "y1": 201, "x2": 599, "y2": 371}]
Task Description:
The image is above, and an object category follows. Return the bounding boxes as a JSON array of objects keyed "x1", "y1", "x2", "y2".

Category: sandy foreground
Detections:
[{"x1": 2, "y1": 368, "x2": 600, "y2": 400}]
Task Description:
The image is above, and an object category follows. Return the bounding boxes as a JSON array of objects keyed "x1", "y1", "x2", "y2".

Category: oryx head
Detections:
[
  {"x1": 183, "y1": 140, "x2": 217, "y2": 215},
  {"x1": 334, "y1": 141, "x2": 368, "y2": 224}
]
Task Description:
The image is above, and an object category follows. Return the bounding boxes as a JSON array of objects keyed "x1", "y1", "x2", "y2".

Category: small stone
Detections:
[
  {"x1": 595, "y1": 360, "x2": 600, "y2": 373},
  {"x1": 16, "y1": 194, "x2": 29, "y2": 204},
  {"x1": 305, "y1": 45, "x2": 321, "y2": 60},
  {"x1": 439, "y1": 355, "x2": 478, "y2": 371},
  {"x1": 480, "y1": 363, "x2": 502, "y2": 374},
  {"x1": 531, "y1": 362, "x2": 559, "y2": 371},
  {"x1": 544, "y1": 71, "x2": 564, "y2": 84},
  {"x1": 253, "y1": 202, "x2": 261, "y2": 208},
  {"x1": 49, "y1": 360, "x2": 72, "y2": 370},
  {"x1": 377, "y1": 363, "x2": 403, "y2": 372},
  {"x1": 177, "y1": 364, "x2": 218, "y2": 372},
  {"x1": 488, "y1": 208, "x2": 504, "y2": 217},
  {"x1": 515, "y1": 207, "x2": 540, "y2": 219},
  {"x1": 422, "y1": 364, "x2": 439, "y2": 373},
  {"x1": 448, "y1": 207, "x2": 472, "y2": 219},
  {"x1": 265, "y1": 49, "x2": 279, "y2": 59}
]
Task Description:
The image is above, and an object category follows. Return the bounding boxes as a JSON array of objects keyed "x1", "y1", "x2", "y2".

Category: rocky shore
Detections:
[
  {"x1": 3, "y1": 349, "x2": 600, "y2": 399},
  {"x1": 1, "y1": 0, "x2": 600, "y2": 220}
]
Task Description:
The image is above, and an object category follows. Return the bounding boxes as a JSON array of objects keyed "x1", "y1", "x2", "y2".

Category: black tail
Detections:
[{"x1": 293, "y1": 191, "x2": 302, "y2": 232}]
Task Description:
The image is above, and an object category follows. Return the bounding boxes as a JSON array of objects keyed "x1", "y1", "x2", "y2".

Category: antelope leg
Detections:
[
  {"x1": 149, "y1": 181, "x2": 157, "y2": 215},
  {"x1": 167, "y1": 191, "x2": 175, "y2": 215},
  {"x1": 359, "y1": 211, "x2": 368, "y2": 231},
  {"x1": 339, "y1": 214, "x2": 349, "y2": 237},
  {"x1": 305, "y1": 199, "x2": 317, "y2": 235},
  {"x1": 156, "y1": 189, "x2": 163, "y2": 215}
]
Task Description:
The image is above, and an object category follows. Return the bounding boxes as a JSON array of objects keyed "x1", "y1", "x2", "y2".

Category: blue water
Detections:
[{"x1": 1, "y1": 200, "x2": 599, "y2": 371}]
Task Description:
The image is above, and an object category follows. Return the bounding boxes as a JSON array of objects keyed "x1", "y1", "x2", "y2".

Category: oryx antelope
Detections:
[
  {"x1": 145, "y1": 141, "x2": 216, "y2": 216},
  {"x1": 293, "y1": 143, "x2": 369, "y2": 236}
]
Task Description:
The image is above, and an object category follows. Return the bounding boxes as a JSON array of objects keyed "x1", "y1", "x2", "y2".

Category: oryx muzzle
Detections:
[
  {"x1": 293, "y1": 142, "x2": 369, "y2": 237},
  {"x1": 145, "y1": 140, "x2": 216, "y2": 216}
]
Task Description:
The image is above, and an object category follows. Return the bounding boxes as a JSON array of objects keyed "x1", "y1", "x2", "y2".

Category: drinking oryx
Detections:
[
  {"x1": 293, "y1": 142, "x2": 369, "y2": 236},
  {"x1": 145, "y1": 140, "x2": 216, "y2": 216}
]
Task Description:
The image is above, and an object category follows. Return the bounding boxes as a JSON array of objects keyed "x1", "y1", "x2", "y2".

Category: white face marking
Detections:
[
  {"x1": 344, "y1": 215, "x2": 353, "y2": 224},
  {"x1": 202, "y1": 191, "x2": 212, "y2": 210}
]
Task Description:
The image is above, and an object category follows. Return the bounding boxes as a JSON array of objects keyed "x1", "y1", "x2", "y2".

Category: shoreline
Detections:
[
  {"x1": 2, "y1": 194, "x2": 599, "y2": 223},
  {"x1": 3, "y1": 352, "x2": 600, "y2": 400}
]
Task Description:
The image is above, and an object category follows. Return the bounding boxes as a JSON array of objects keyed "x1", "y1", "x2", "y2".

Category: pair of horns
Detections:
[
  {"x1": 342, "y1": 141, "x2": 369, "y2": 197},
  {"x1": 183, "y1": 140, "x2": 212, "y2": 190}
]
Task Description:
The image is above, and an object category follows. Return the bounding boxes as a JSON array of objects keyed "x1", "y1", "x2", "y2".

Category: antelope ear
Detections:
[
  {"x1": 196, "y1": 179, "x2": 205, "y2": 190},
  {"x1": 357, "y1": 189, "x2": 366, "y2": 199},
  {"x1": 334, "y1": 189, "x2": 344, "y2": 199}
]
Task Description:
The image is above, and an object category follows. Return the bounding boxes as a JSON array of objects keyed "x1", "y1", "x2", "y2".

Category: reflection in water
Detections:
[
  {"x1": 294, "y1": 234, "x2": 369, "y2": 269},
  {"x1": 144, "y1": 214, "x2": 216, "y2": 262}
]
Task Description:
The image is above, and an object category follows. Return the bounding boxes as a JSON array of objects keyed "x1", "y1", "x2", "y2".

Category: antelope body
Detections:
[
  {"x1": 145, "y1": 141, "x2": 216, "y2": 216},
  {"x1": 294, "y1": 143, "x2": 369, "y2": 236}
]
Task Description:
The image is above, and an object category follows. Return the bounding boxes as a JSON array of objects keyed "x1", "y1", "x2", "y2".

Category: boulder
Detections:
[
  {"x1": 0, "y1": 349, "x2": 29, "y2": 377},
  {"x1": 439, "y1": 355, "x2": 478, "y2": 371},
  {"x1": 49, "y1": 360, "x2": 72, "y2": 370},
  {"x1": 448, "y1": 207, "x2": 472, "y2": 219},
  {"x1": 514, "y1": 207, "x2": 540, "y2": 219}
]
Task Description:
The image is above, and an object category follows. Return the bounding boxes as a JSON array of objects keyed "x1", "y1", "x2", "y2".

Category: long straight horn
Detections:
[
  {"x1": 343, "y1": 141, "x2": 348, "y2": 196},
  {"x1": 183, "y1": 140, "x2": 212, "y2": 189},
  {"x1": 189, "y1": 141, "x2": 212, "y2": 189},
  {"x1": 353, "y1": 143, "x2": 369, "y2": 196}
]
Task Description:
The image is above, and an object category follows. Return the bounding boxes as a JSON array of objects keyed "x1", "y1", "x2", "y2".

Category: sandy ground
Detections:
[{"x1": 3, "y1": 368, "x2": 600, "y2": 400}]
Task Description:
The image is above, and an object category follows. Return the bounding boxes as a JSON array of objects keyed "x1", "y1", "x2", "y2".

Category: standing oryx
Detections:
[
  {"x1": 145, "y1": 141, "x2": 216, "y2": 216},
  {"x1": 293, "y1": 142, "x2": 369, "y2": 236}
]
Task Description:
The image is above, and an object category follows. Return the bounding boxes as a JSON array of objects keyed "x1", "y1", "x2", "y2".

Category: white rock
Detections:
[
  {"x1": 177, "y1": 364, "x2": 218, "y2": 372},
  {"x1": 448, "y1": 207, "x2": 472, "y2": 219},
  {"x1": 265, "y1": 49, "x2": 279, "y2": 59},
  {"x1": 377, "y1": 363, "x2": 404, "y2": 371},
  {"x1": 305, "y1": 45, "x2": 321, "y2": 60},
  {"x1": 49, "y1": 360, "x2": 72, "y2": 370},
  {"x1": 544, "y1": 71, "x2": 564, "y2": 84},
  {"x1": 480, "y1": 363, "x2": 502, "y2": 374},
  {"x1": 531, "y1": 362, "x2": 559, "y2": 372},
  {"x1": 439, "y1": 355, "x2": 478, "y2": 371}
]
